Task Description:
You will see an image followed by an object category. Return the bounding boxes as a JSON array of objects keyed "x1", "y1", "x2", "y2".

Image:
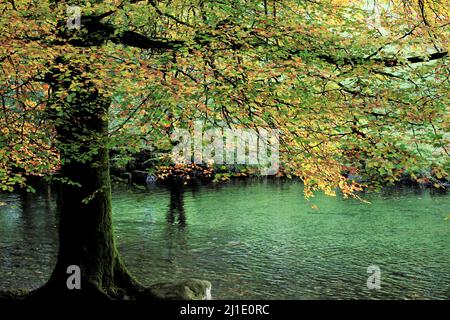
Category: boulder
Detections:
[
  {"x1": 149, "y1": 279, "x2": 212, "y2": 300},
  {"x1": 131, "y1": 170, "x2": 157, "y2": 186}
]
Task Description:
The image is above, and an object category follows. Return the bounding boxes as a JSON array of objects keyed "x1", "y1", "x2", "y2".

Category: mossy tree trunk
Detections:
[{"x1": 30, "y1": 69, "x2": 150, "y2": 300}]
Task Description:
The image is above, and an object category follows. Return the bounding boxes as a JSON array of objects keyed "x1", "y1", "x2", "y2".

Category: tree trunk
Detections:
[{"x1": 29, "y1": 73, "x2": 149, "y2": 300}]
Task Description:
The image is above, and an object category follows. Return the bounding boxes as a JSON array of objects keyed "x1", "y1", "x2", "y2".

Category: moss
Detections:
[{"x1": 0, "y1": 289, "x2": 29, "y2": 301}]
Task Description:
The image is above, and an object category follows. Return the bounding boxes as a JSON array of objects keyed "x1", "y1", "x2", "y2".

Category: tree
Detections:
[{"x1": 0, "y1": 0, "x2": 448, "y2": 299}]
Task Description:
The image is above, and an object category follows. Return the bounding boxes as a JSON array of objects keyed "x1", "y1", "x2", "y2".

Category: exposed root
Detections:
[{"x1": 2, "y1": 257, "x2": 210, "y2": 301}]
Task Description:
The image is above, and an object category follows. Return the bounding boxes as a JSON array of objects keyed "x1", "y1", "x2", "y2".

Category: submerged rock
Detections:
[{"x1": 149, "y1": 279, "x2": 212, "y2": 300}]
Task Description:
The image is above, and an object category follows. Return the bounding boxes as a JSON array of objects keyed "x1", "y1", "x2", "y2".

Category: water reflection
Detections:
[
  {"x1": 0, "y1": 188, "x2": 58, "y2": 290},
  {"x1": 167, "y1": 184, "x2": 186, "y2": 228},
  {"x1": 1, "y1": 181, "x2": 449, "y2": 299},
  {"x1": 163, "y1": 184, "x2": 188, "y2": 264},
  {"x1": 429, "y1": 187, "x2": 448, "y2": 197}
]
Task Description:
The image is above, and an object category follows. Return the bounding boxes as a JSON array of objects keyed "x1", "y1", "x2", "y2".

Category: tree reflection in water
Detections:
[
  {"x1": 163, "y1": 183, "x2": 188, "y2": 264},
  {"x1": 167, "y1": 183, "x2": 186, "y2": 228}
]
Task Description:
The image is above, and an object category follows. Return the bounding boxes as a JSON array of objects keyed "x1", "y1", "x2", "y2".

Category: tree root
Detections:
[
  {"x1": 1, "y1": 278, "x2": 212, "y2": 301},
  {"x1": 1, "y1": 257, "x2": 211, "y2": 301}
]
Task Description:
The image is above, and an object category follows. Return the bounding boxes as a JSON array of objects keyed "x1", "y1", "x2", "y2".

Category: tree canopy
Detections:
[{"x1": 1, "y1": 0, "x2": 449, "y2": 196}]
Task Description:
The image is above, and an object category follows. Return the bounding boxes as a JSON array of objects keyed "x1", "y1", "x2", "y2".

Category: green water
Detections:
[{"x1": 0, "y1": 180, "x2": 449, "y2": 299}]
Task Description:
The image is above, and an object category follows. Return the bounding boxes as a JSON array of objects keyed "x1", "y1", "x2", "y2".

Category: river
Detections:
[{"x1": 0, "y1": 179, "x2": 449, "y2": 299}]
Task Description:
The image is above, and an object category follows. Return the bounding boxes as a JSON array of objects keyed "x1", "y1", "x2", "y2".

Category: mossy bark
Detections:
[{"x1": 29, "y1": 74, "x2": 151, "y2": 300}]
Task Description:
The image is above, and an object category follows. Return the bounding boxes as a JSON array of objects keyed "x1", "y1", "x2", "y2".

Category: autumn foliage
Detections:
[{"x1": 1, "y1": 0, "x2": 449, "y2": 197}]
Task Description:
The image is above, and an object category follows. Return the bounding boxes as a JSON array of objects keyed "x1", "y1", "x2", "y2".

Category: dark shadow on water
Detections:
[
  {"x1": 163, "y1": 183, "x2": 188, "y2": 263},
  {"x1": 429, "y1": 187, "x2": 448, "y2": 197},
  {"x1": 167, "y1": 184, "x2": 186, "y2": 228}
]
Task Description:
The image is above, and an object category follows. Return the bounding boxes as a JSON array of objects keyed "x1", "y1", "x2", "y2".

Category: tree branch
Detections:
[
  {"x1": 315, "y1": 50, "x2": 448, "y2": 68},
  {"x1": 68, "y1": 15, "x2": 184, "y2": 50},
  {"x1": 375, "y1": 51, "x2": 448, "y2": 67}
]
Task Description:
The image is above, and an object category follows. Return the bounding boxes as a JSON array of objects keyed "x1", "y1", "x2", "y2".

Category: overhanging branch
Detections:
[
  {"x1": 68, "y1": 15, "x2": 184, "y2": 50},
  {"x1": 73, "y1": 13, "x2": 448, "y2": 66},
  {"x1": 375, "y1": 51, "x2": 448, "y2": 67},
  {"x1": 315, "y1": 50, "x2": 448, "y2": 68}
]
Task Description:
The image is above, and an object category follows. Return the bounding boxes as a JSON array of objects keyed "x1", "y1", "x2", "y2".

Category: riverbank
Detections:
[{"x1": 109, "y1": 149, "x2": 450, "y2": 189}]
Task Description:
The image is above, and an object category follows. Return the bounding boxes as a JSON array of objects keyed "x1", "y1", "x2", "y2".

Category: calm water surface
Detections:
[{"x1": 0, "y1": 180, "x2": 449, "y2": 299}]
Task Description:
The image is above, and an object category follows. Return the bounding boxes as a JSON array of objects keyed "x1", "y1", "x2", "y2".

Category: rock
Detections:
[
  {"x1": 146, "y1": 174, "x2": 157, "y2": 185},
  {"x1": 149, "y1": 279, "x2": 212, "y2": 300},
  {"x1": 131, "y1": 170, "x2": 157, "y2": 186},
  {"x1": 0, "y1": 289, "x2": 28, "y2": 301}
]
